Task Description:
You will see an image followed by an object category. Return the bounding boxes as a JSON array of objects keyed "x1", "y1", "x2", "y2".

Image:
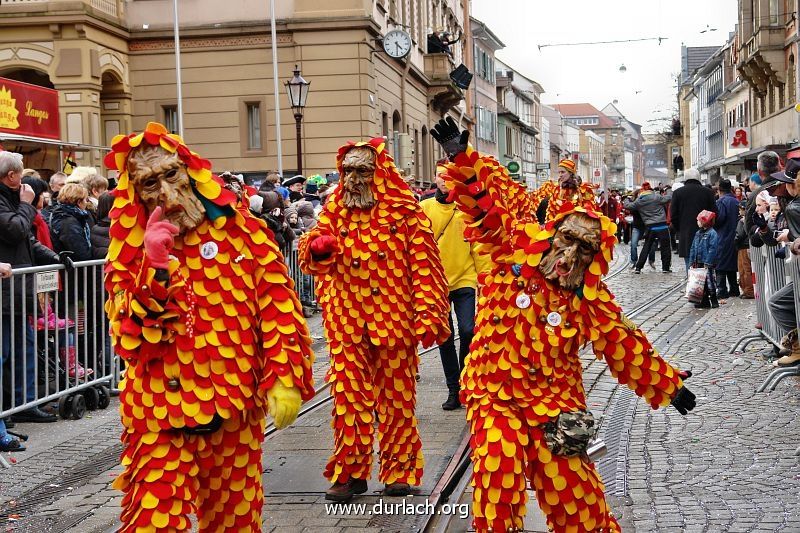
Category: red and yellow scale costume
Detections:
[
  {"x1": 445, "y1": 146, "x2": 686, "y2": 533},
  {"x1": 104, "y1": 123, "x2": 315, "y2": 532},
  {"x1": 529, "y1": 179, "x2": 599, "y2": 223},
  {"x1": 299, "y1": 138, "x2": 450, "y2": 487}
]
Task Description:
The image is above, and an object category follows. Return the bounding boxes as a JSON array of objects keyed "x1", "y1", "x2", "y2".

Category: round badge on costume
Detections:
[
  {"x1": 515, "y1": 292, "x2": 531, "y2": 309},
  {"x1": 546, "y1": 311, "x2": 562, "y2": 327},
  {"x1": 201, "y1": 242, "x2": 219, "y2": 260}
]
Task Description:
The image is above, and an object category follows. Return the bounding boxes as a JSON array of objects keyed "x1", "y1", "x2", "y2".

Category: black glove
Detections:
[
  {"x1": 751, "y1": 211, "x2": 768, "y2": 230},
  {"x1": 670, "y1": 386, "x2": 696, "y2": 415},
  {"x1": 430, "y1": 116, "x2": 469, "y2": 159},
  {"x1": 58, "y1": 251, "x2": 74, "y2": 272},
  {"x1": 775, "y1": 246, "x2": 787, "y2": 260}
]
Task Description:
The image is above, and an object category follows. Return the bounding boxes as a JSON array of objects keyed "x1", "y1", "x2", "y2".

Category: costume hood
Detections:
[
  {"x1": 330, "y1": 137, "x2": 418, "y2": 209},
  {"x1": 510, "y1": 204, "x2": 617, "y2": 301},
  {"x1": 103, "y1": 122, "x2": 238, "y2": 265}
]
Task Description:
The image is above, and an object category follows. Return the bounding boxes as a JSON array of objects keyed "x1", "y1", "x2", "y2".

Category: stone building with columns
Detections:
[{"x1": 0, "y1": 0, "x2": 469, "y2": 184}]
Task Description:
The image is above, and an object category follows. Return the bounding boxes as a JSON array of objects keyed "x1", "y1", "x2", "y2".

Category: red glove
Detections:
[
  {"x1": 144, "y1": 206, "x2": 179, "y2": 269},
  {"x1": 309, "y1": 234, "x2": 337, "y2": 259}
]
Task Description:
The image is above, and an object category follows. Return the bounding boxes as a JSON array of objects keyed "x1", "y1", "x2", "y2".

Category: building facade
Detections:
[
  {"x1": 0, "y1": 0, "x2": 470, "y2": 184},
  {"x1": 469, "y1": 16, "x2": 503, "y2": 158}
]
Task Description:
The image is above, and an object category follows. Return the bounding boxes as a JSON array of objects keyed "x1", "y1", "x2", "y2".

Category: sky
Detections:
[{"x1": 470, "y1": 0, "x2": 738, "y2": 132}]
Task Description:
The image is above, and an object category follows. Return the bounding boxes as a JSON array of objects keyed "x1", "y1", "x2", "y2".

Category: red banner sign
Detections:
[{"x1": 0, "y1": 77, "x2": 60, "y2": 140}]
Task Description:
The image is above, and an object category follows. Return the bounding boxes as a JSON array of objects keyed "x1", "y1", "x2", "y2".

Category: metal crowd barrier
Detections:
[
  {"x1": 757, "y1": 253, "x2": 800, "y2": 392},
  {"x1": 0, "y1": 260, "x2": 117, "y2": 433},
  {"x1": 282, "y1": 244, "x2": 319, "y2": 313}
]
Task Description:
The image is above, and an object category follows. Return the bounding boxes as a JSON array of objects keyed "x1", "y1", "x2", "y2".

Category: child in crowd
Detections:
[
  {"x1": 689, "y1": 210, "x2": 720, "y2": 309},
  {"x1": 734, "y1": 199, "x2": 755, "y2": 299}
]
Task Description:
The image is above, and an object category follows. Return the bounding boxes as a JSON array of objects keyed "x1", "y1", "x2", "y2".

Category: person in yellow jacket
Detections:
[{"x1": 421, "y1": 163, "x2": 491, "y2": 410}]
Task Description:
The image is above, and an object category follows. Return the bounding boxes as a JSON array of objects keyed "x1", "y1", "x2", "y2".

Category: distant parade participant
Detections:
[
  {"x1": 104, "y1": 122, "x2": 315, "y2": 531},
  {"x1": 299, "y1": 137, "x2": 450, "y2": 502},
  {"x1": 531, "y1": 157, "x2": 598, "y2": 223},
  {"x1": 431, "y1": 117, "x2": 696, "y2": 533}
]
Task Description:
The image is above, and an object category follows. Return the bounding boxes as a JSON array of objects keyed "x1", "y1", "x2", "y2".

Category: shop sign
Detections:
[
  {"x1": 728, "y1": 127, "x2": 750, "y2": 150},
  {"x1": 0, "y1": 77, "x2": 60, "y2": 140}
]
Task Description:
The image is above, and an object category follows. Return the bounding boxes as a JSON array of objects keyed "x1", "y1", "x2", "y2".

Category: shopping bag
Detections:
[{"x1": 685, "y1": 267, "x2": 707, "y2": 303}]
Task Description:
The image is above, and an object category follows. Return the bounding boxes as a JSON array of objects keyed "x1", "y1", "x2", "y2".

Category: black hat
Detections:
[
  {"x1": 283, "y1": 175, "x2": 306, "y2": 187},
  {"x1": 769, "y1": 158, "x2": 800, "y2": 184}
]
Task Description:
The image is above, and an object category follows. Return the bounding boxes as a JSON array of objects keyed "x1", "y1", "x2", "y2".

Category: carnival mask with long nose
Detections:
[
  {"x1": 340, "y1": 146, "x2": 376, "y2": 210},
  {"x1": 539, "y1": 213, "x2": 601, "y2": 290},
  {"x1": 128, "y1": 145, "x2": 206, "y2": 233}
]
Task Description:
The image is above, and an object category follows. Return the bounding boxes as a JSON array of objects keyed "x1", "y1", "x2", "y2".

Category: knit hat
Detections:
[
  {"x1": 558, "y1": 159, "x2": 577, "y2": 174},
  {"x1": 305, "y1": 182, "x2": 319, "y2": 195},
  {"x1": 697, "y1": 210, "x2": 716, "y2": 227}
]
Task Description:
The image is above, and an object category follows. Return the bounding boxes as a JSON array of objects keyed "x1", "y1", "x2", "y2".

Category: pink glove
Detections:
[
  {"x1": 144, "y1": 206, "x2": 179, "y2": 269},
  {"x1": 309, "y1": 235, "x2": 337, "y2": 258}
]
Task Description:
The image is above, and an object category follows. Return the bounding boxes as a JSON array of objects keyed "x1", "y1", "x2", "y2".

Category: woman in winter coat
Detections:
[
  {"x1": 49, "y1": 183, "x2": 92, "y2": 261},
  {"x1": 90, "y1": 192, "x2": 113, "y2": 260}
]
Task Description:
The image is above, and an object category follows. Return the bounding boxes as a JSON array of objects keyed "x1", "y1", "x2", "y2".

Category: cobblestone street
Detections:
[{"x1": 2, "y1": 249, "x2": 800, "y2": 532}]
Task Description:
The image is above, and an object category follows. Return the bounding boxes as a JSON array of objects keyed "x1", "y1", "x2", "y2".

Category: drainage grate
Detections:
[
  {"x1": 0, "y1": 443, "x2": 121, "y2": 522},
  {"x1": 3, "y1": 512, "x2": 92, "y2": 533},
  {"x1": 595, "y1": 386, "x2": 637, "y2": 496}
]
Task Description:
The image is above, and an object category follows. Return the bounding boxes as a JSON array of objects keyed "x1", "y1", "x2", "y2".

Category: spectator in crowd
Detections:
[
  {"x1": 21, "y1": 176, "x2": 53, "y2": 250},
  {"x1": 41, "y1": 171, "x2": 67, "y2": 221},
  {"x1": 285, "y1": 206, "x2": 303, "y2": 238},
  {"x1": 670, "y1": 168, "x2": 717, "y2": 270},
  {"x1": 48, "y1": 182, "x2": 95, "y2": 379},
  {"x1": 734, "y1": 186, "x2": 744, "y2": 202},
  {"x1": 284, "y1": 175, "x2": 306, "y2": 202},
  {"x1": 0, "y1": 260, "x2": 27, "y2": 450},
  {"x1": 90, "y1": 191, "x2": 114, "y2": 259},
  {"x1": 689, "y1": 210, "x2": 720, "y2": 309},
  {"x1": 628, "y1": 190, "x2": 655, "y2": 268},
  {"x1": 303, "y1": 181, "x2": 321, "y2": 209},
  {"x1": 734, "y1": 200, "x2": 755, "y2": 299},
  {"x1": 48, "y1": 183, "x2": 93, "y2": 262},
  {"x1": 745, "y1": 151, "x2": 781, "y2": 239},
  {"x1": 84, "y1": 173, "x2": 109, "y2": 211},
  {"x1": 766, "y1": 159, "x2": 800, "y2": 366},
  {"x1": 295, "y1": 199, "x2": 317, "y2": 231},
  {"x1": 714, "y1": 179, "x2": 740, "y2": 298},
  {"x1": 421, "y1": 165, "x2": 490, "y2": 411},
  {"x1": 0, "y1": 151, "x2": 69, "y2": 424},
  {"x1": 626, "y1": 181, "x2": 673, "y2": 273},
  {"x1": 260, "y1": 191, "x2": 295, "y2": 252}
]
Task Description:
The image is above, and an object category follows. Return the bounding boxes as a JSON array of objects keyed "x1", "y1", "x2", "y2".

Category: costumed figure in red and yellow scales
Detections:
[
  {"x1": 529, "y1": 158, "x2": 599, "y2": 224},
  {"x1": 298, "y1": 137, "x2": 451, "y2": 502},
  {"x1": 104, "y1": 122, "x2": 315, "y2": 532},
  {"x1": 431, "y1": 117, "x2": 696, "y2": 533}
]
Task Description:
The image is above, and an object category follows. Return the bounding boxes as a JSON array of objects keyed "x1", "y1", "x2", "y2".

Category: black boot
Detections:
[
  {"x1": 710, "y1": 293, "x2": 719, "y2": 309},
  {"x1": 694, "y1": 293, "x2": 711, "y2": 309},
  {"x1": 441, "y1": 390, "x2": 461, "y2": 411}
]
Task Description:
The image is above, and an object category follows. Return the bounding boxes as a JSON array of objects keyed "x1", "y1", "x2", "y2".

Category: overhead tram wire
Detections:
[{"x1": 538, "y1": 37, "x2": 668, "y2": 51}]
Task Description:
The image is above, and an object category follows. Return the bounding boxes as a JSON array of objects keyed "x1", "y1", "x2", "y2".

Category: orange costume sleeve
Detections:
[
  {"x1": 587, "y1": 290, "x2": 684, "y2": 409},
  {"x1": 407, "y1": 209, "x2": 451, "y2": 343}
]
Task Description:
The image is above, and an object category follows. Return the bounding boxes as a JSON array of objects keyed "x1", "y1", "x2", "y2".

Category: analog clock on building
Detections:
[{"x1": 383, "y1": 29, "x2": 412, "y2": 59}]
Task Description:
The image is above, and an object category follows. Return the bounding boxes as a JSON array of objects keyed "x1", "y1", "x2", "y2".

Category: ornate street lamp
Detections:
[{"x1": 285, "y1": 65, "x2": 311, "y2": 175}]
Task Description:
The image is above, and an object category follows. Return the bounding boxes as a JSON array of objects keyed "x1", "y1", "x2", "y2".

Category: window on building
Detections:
[
  {"x1": 769, "y1": 0, "x2": 779, "y2": 24},
  {"x1": 163, "y1": 105, "x2": 178, "y2": 135},
  {"x1": 768, "y1": 84, "x2": 775, "y2": 115},
  {"x1": 246, "y1": 103, "x2": 261, "y2": 150},
  {"x1": 789, "y1": 56, "x2": 796, "y2": 104},
  {"x1": 778, "y1": 83, "x2": 785, "y2": 110},
  {"x1": 505, "y1": 125, "x2": 513, "y2": 156}
]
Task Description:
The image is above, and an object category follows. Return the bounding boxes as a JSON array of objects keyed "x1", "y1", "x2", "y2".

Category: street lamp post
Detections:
[{"x1": 285, "y1": 65, "x2": 311, "y2": 175}]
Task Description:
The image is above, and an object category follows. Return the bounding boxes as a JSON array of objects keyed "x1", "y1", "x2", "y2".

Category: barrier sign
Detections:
[{"x1": 35, "y1": 270, "x2": 60, "y2": 293}]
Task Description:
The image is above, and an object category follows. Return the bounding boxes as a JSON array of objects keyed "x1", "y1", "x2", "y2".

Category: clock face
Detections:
[{"x1": 383, "y1": 29, "x2": 412, "y2": 59}]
